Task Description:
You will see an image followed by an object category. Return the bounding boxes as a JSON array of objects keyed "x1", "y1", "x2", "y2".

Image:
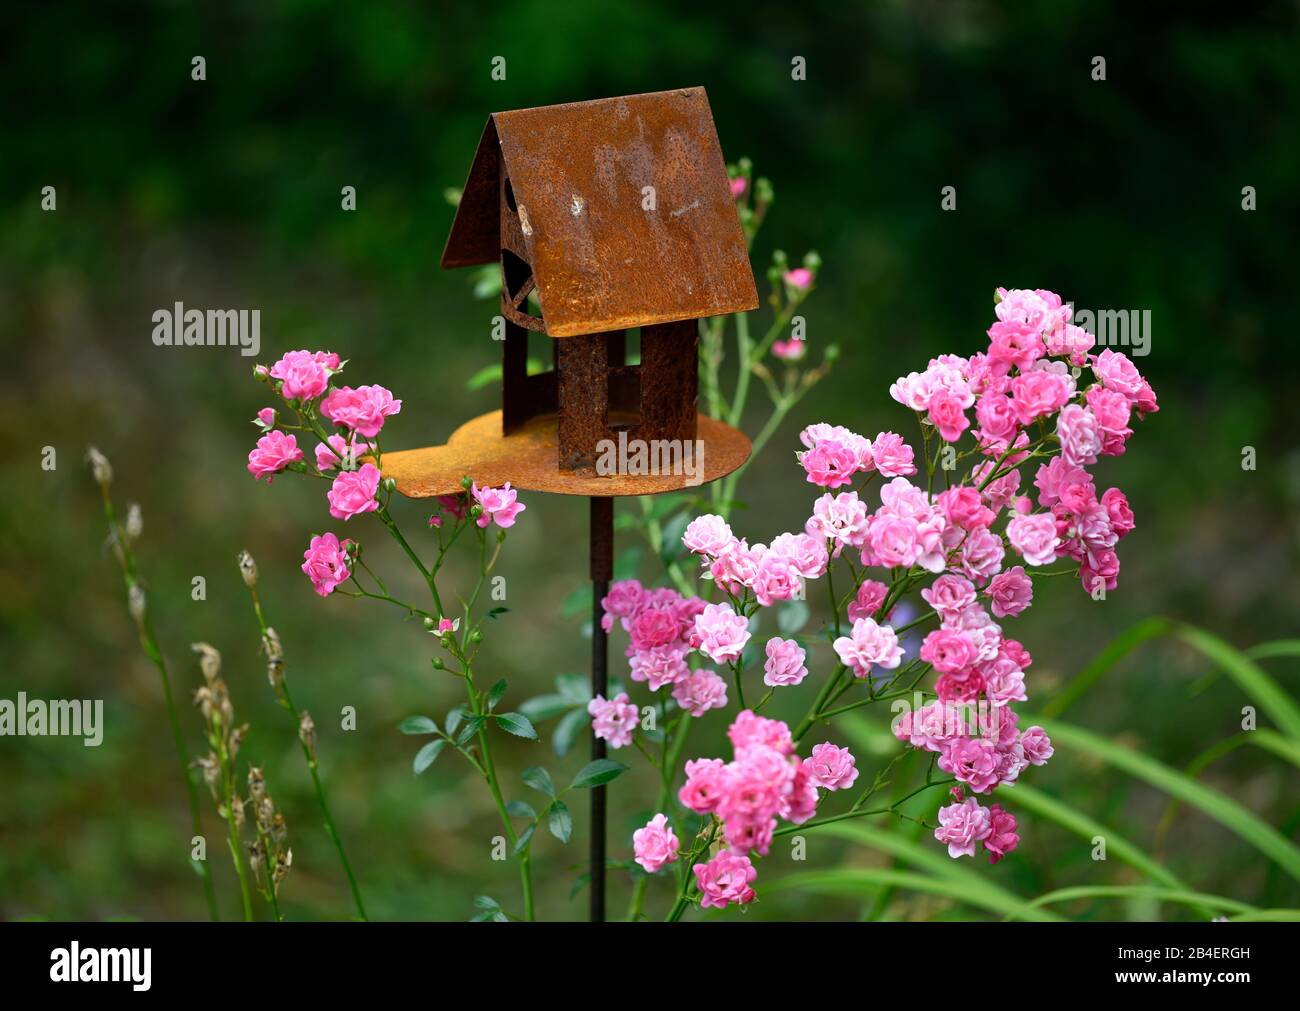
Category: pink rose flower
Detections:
[
  {"x1": 692, "y1": 603, "x2": 751, "y2": 664},
  {"x1": 749, "y1": 553, "x2": 802, "y2": 607},
  {"x1": 320, "y1": 384, "x2": 403, "y2": 438},
  {"x1": 958, "y1": 525, "x2": 1006, "y2": 584},
  {"x1": 805, "y1": 491, "x2": 871, "y2": 553},
  {"x1": 247, "y1": 430, "x2": 303, "y2": 483},
  {"x1": 939, "y1": 737, "x2": 1000, "y2": 794},
  {"x1": 630, "y1": 645, "x2": 690, "y2": 690},
  {"x1": 470, "y1": 481, "x2": 526, "y2": 529},
  {"x1": 632, "y1": 813, "x2": 680, "y2": 873},
  {"x1": 682, "y1": 514, "x2": 735, "y2": 556},
  {"x1": 1034, "y1": 457, "x2": 1091, "y2": 508},
  {"x1": 833, "y1": 617, "x2": 904, "y2": 678},
  {"x1": 801, "y1": 438, "x2": 860, "y2": 488},
  {"x1": 986, "y1": 320, "x2": 1045, "y2": 373},
  {"x1": 1057, "y1": 403, "x2": 1102, "y2": 467},
  {"x1": 1006, "y1": 512, "x2": 1060, "y2": 566},
  {"x1": 920, "y1": 628, "x2": 977, "y2": 674},
  {"x1": 301, "y1": 532, "x2": 351, "y2": 596},
  {"x1": 783, "y1": 267, "x2": 813, "y2": 290},
  {"x1": 870, "y1": 431, "x2": 917, "y2": 477},
  {"x1": 1020, "y1": 726, "x2": 1054, "y2": 765},
  {"x1": 1101, "y1": 487, "x2": 1134, "y2": 538},
  {"x1": 628, "y1": 606, "x2": 680, "y2": 651},
  {"x1": 927, "y1": 389, "x2": 970, "y2": 443},
  {"x1": 1009, "y1": 369, "x2": 1073, "y2": 424},
  {"x1": 772, "y1": 338, "x2": 806, "y2": 361},
  {"x1": 767, "y1": 532, "x2": 829, "y2": 579},
  {"x1": 1092, "y1": 349, "x2": 1146, "y2": 402},
  {"x1": 995, "y1": 288, "x2": 1068, "y2": 333},
  {"x1": 327, "y1": 462, "x2": 381, "y2": 520},
  {"x1": 934, "y1": 796, "x2": 992, "y2": 858},
  {"x1": 866, "y1": 514, "x2": 919, "y2": 568},
  {"x1": 936, "y1": 486, "x2": 995, "y2": 531},
  {"x1": 587, "y1": 692, "x2": 638, "y2": 749},
  {"x1": 986, "y1": 565, "x2": 1033, "y2": 618},
  {"x1": 804, "y1": 742, "x2": 859, "y2": 791},
  {"x1": 921, "y1": 574, "x2": 977, "y2": 619},
  {"x1": 601, "y1": 579, "x2": 645, "y2": 625},
  {"x1": 693, "y1": 851, "x2": 757, "y2": 909},
  {"x1": 672, "y1": 669, "x2": 729, "y2": 717},
  {"x1": 255, "y1": 407, "x2": 276, "y2": 428},
  {"x1": 269, "y1": 349, "x2": 336, "y2": 402},
  {"x1": 728, "y1": 710, "x2": 795, "y2": 756},
  {"x1": 730, "y1": 176, "x2": 747, "y2": 199},
  {"x1": 678, "y1": 757, "x2": 728, "y2": 813},
  {"x1": 763, "y1": 637, "x2": 808, "y2": 687},
  {"x1": 984, "y1": 804, "x2": 1020, "y2": 864},
  {"x1": 974, "y1": 393, "x2": 1021, "y2": 451},
  {"x1": 847, "y1": 579, "x2": 889, "y2": 621}
]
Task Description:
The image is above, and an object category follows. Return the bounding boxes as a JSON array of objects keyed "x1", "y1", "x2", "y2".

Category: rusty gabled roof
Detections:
[{"x1": 442, "y1": 87, "x2": 759, "y2": 338}]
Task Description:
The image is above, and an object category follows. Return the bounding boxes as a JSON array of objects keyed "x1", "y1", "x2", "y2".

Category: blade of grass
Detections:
[
  {"x1": 1029, "y1": 715, "x2": 1300, "y2": 884},
  {"x1": 1012, "y1": 885, "x2": 1256, "y2": 919},
  {"x1": 803, "y1": 821, "x2": 1063, "y2": 921},
  {"x1": 767, "y1": 868, "x2": 1050, "y2": 921},
  {"x1": 998, "y1": 783, "x2": 1188, "y2": 891},
  {"x1": 1041, "y1": 616, "x2": 1172, "y2": 719},
  {"x1": 1173, "y1": 624, "x2": 1300, "y2": 742}
]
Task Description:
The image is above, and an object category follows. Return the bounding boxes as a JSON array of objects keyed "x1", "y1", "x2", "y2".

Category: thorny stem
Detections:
[
  {"x1": 97, "y1": 484, "x2": 221, "y2": 921},
  {"x1": 246, "y1": 583, "x2": 369, "y2": 921}
]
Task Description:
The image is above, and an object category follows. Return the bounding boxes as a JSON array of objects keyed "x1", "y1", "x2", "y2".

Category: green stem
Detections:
[
  {"x1": 98, "y1": 486, "x2": 220, "y2": 921},
  {"x1": 248, "y1": 584, "x2": 369, "y2": 921}
]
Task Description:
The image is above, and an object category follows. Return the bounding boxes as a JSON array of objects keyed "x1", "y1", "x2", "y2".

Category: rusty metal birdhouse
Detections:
[
  {"x1": 382, "y1": 87, "x2": 757, "y2": 922},
  {"x1": 383, "y1": 87, "x2": 757, "y2": 498}
]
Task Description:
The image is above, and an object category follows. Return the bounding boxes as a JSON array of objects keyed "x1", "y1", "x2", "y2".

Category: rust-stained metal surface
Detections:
[
  {"x1": 380, "y1": 410, "x2": 751, "y2": 499},
  {"x1": 441, "y1": 87, "x2": 759, "y2": 337}
]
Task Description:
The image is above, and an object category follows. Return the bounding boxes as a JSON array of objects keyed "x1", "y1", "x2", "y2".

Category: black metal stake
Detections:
[{"x1": 589, "y1": 496, "x2": 613, "y2": 922}]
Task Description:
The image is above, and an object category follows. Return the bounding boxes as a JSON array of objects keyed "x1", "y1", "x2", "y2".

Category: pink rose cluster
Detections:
[
  {"x1": 247, "y1": 349, "x2": 527, "y2": 597},
  {"x1": 674, "y1": 711, "x2": 855, "y2": 906},
  {"x1": 884, "y1": 290, "x2": 1155, "y2": 596},
  {"x1": 797, "y1": 422, "x2": 917, "y2": 489},
  {"x1": 599, "y1": 579, "x2": 727, "y2": 719},
  {"x1": 681, "y1": 513, "x2": 827, "y2": 607}
]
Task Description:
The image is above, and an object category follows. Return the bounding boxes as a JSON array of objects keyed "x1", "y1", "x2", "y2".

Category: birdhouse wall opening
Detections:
[{"x1": 501, "y1": 320, "x2": 557, "y2": 434}]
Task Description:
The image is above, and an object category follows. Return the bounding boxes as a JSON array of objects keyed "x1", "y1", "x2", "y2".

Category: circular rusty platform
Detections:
[{"x1": 380, "y1": 410, "x2": 751, "y2": 499}]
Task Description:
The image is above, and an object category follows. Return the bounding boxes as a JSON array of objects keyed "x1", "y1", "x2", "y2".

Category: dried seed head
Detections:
[
  {"x1": 229, "y1": 722, "x2": 248, "y2": 760},
  {"x1": 193, "y1": 685, "x2": 215, "y2": 722},
  {"x1": 191, "y1": 642, "x2": 222, "y2": 683},
  {"x1": 231, "y1": 794, "x2": 246, "y2": 831},
  {"x1": 266, "y1": 658, "x2": 285, "y2": 696},
  {"x1": 257, "y1": 795, "x2": 275, "y2": 830},
  {"x1": 86, "y1": 446, "x2": 113, "y2": 488},
  {"x1": 127, "y1": 583, "x2": 146, "y2": 626},
  {"x1": 237, "y1": 550, "x2": 258, "y2": 588},
  {"x1": 263, "y1": 626, "x2": 284, "y2": 662},
  {"x1": 247, "y1": 766, "x2": 266, "y2": 802},
  {"x1": 298, "y1": 711, "x2": 316, "y2": 761},
  {"x1": 270, "y1": 810, "x2": 287, "y2": 846},
  {"x1": 272, "y1": 848, "x2": 293, "y2": 889},
  {"x1": 247, "y1": 839, "x2": 266, "y2": 877},
  {"x1": 124, "y1": 503, "x2": 143, "y2": 542},
  {"x1": 193, "y1": 752, "x2": 221, "y2": 791}
]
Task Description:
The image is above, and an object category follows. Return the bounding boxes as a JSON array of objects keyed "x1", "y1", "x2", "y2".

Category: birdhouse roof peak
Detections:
[{"x1": 442, "y1": 87, "x2": 759, "y2": 337}]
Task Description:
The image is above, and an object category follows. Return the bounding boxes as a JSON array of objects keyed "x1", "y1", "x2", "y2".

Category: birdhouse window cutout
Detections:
[{"x1": 382, "y1": 88, "x2": 758, "y2": 498}]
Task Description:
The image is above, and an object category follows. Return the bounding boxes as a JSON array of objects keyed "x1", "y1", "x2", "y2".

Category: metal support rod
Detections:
[{"x1": 589, "y1": 495, "x2": 614, "y2": 923}]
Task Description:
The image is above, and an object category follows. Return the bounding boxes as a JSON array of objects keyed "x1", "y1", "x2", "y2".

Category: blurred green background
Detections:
[{"x1": 2, "y1": 0, "x2": 1297, "y2": 921}]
